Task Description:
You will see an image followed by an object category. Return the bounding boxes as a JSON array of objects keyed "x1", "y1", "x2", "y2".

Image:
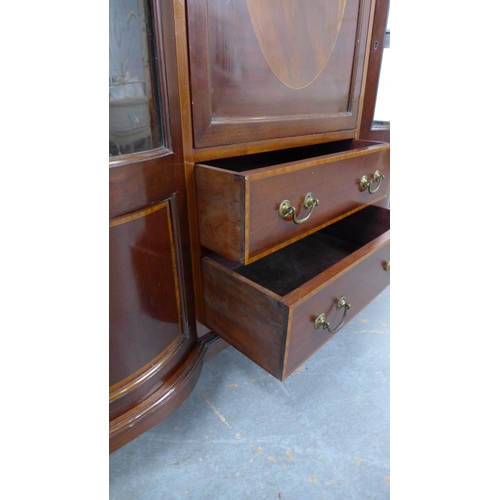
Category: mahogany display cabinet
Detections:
[{"x1": 109, "y1": 0, "x2": 390, "y2": 452}]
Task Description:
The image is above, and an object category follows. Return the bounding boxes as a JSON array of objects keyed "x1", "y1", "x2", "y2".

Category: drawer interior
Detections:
[
  {"x1": 209, "y1": 205, "x2": 389, "y2": 296},
  {"x1": 202, "y1": 139, "x2": 382, "y2": 173}
]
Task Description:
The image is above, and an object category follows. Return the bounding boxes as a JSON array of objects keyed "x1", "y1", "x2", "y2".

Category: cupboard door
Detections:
[
  {"x1": 109, "y1": 197, "x2": 192, "y2": 419},
  {"x1": 109, "y1": 0, "x2": 199, "y2": 451},
  {"x1": 186, "y1": 0, "x2": 374, "y2": 148}
]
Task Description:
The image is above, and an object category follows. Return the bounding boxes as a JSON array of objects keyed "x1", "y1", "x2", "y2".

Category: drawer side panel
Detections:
[
  {"x1": 195, "y1": 166, "x2": 245, "y2": 262},
  {"x1": 202, "y1": 258, "x2": 288, "y2": 379}
]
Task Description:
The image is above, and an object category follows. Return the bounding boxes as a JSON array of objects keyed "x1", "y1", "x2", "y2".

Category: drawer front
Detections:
[
  {"x1": 196, "y1": 142, "x2": 389, "y2": 264},
  {"x1": 248, "y1": 148, "x2": 390, "y2": 261},
  {"x1": 284, "y1": 240, "x2": 390, "y2": 378}
]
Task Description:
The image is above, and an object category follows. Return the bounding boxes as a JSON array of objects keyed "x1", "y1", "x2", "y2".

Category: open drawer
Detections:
[
  {"x1": 195, "y1": 139, "x2": 390, "y2": 264},
  {"x1": 201, "y1": 205, "x2": 390, "y2": 380}
]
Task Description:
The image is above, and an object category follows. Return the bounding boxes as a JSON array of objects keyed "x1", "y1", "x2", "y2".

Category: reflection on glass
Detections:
[
  {"x1": 373, "y1": 9, "x2": 390, "y2": 127},
  {"x1": 109, "y1": 0, "x2": 163, "y2": 157}
]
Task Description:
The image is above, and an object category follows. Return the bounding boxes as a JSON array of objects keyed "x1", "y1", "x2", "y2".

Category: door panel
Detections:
[
  {"x1": 109, "y1": 198, "x2": 186, "y2": 387},
  {"x1": 109, "y1": 0, "x2": 200, "y2": 450},
  {"x1": 186, "y1": 0, "x2": 373, "y2": 148}
]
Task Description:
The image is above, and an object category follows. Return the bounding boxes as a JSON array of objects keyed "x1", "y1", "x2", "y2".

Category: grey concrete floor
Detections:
[{"x1": 110, "y1": 287, "x2": 390, "y2": 500}]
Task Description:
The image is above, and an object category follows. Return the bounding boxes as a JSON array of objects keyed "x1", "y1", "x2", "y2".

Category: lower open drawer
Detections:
[{"x1": 201, "y1": 205, "x2": 390, "y2": 380}]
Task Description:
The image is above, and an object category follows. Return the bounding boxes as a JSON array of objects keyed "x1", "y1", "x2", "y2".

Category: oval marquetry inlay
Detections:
[{"x1": 246, "y1": 0, "x2": 346, "y2": 89}]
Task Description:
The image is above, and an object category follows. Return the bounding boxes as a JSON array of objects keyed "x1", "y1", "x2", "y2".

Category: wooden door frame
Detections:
[{"x1": 358, "y1": 0, "x2": 390, "y2": 142}]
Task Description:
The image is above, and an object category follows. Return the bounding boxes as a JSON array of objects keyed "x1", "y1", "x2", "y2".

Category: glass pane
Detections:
[
  {"x1": 373, "y1": 9, "x2": 390, "y2": 127},
  {"x1": 109, "y1": 0, "x2": 163, "y2": 157}
]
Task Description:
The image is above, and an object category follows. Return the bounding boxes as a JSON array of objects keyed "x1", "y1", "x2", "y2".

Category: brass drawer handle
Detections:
[
  {"x1": 279, "y1": 192, "x2": 319, "y2": 225},
  {"x1": 384, "y1": 260, "x2": 390, "y2": 271},
  {"x1": 360, "y1": 170, "x2": 385, "y2": 194},
  {"x1": 314, "y1": 296, "x2": 351, "y2": 334}
]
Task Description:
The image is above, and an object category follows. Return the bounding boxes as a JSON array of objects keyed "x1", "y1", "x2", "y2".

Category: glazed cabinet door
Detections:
[
  {"x1": 109, "y1": 0, "x2": 198, "y2": 452},
  {"x1": 186, "y1": 0, "x2": 374, "y2": 148}
]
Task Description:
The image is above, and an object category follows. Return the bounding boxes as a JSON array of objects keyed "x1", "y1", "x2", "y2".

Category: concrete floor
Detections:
[{"x1": 110, "y1": 287, "x2": 390, "y2": 500}]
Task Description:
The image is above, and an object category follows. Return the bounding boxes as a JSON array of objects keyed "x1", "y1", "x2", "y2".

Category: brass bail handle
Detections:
[
  {"x1": 279, "y1": 192, "x2": 319, "y2": 225},
  {"x1": 360, "y1": 170, "x2": 385, "y2": 194},
  {"x1": 314, "y1": 296, "x2": 351, "y2": 334}
]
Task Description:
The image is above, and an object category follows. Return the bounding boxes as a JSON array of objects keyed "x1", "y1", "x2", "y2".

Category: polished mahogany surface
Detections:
[
  {"x1": 109, "y1": 333, "x2": 221, "y2": 453},
  {"x1": 202, "y1": 257, "x2": 287, "y2": 378},
  {"x1": 202, "y1": 206, "x2": 390, "y2": 380},
  {"x1": 186, "y1": 0, "x2": 373, "y2": 147},
  {"x1": 109, "y1": 195, "x2": 197, "y2": 421},
  {"x1": 195, "y1": 140, "x2": 389, "y2": 263},
  {"x1": 109, "y1": 201, "x2": 183, "y2": 386},
  {"x1": 109, "y1": 0, "x2": 202, "y2": 451},
  {"x1": 284, "y1": 235, "x2": 389, "y2": 377},
  {"x1": 109, "y1": 0, "x2": 389, "y2": 451}
]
